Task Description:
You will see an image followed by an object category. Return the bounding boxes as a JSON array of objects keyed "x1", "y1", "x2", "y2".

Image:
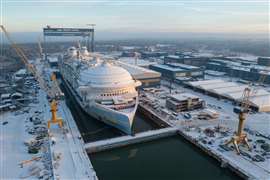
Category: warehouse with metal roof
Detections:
[
  {"x1": 185, "y1": 79, "x2": 270, "y2": 112},
  {"x1": 115, "y1": 61, "x2": 161, "y2": 88}
]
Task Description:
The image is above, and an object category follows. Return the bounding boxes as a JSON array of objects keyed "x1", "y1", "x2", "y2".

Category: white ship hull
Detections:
[{"x1": 62, "y1": 77, "x2": 136, "y2": 134}]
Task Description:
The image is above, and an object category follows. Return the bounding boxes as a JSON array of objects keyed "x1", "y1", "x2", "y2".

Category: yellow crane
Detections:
[
  {"x1": 226, "y1": 73, "x2": 267, "y2": 154},
  {"x1": 0, "y1": 25, "x2": 63, "y2": 128},
  {"x1": 226, "y1": 87, "x2": 251, "y2": 154}
]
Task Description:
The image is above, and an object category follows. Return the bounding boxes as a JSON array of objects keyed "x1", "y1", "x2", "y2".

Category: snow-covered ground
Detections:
[
  {"x1": 140, "y1": 80, "x2": 270, "y2": 179},
  {"x1": 181, "y1": 126, "x2": 270, "y2": 180},
  {"x1": 0, "y1": 89, "x2": 52, "y2": 179},
  {"x1": 47, "y1": 99, "x2": 98, "y2": 180},
  {"x1": 37, "y1": 57, "x2": 98, "y2": 179},
  {"x1": 162, "y1": 80, "x2": 270, "y2": 134},
  {"x1": 1, "y1": 55, "x2": 98, "y2": 179},
  {"x1": 0, "y1": 85, "x2": 98, "y2": 179}
]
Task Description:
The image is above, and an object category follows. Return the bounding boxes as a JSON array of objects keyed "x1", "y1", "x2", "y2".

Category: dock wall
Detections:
[
  {"x1": 177, "y1": 130, "x2": 251, "y2": 179},
  {"x1": 138, "y1": 104, "x2": 171, "y2": 127},
  {"x1": 85, "y1": 127, "x2": 178, "y2": 153},
  {"x1": 138, "y1": 104, "x2": 252, "y2": 179}
]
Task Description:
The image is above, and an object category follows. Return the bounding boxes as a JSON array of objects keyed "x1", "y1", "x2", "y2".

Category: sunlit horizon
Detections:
[{"x1": 1, "y1": 0, "x2": 269, "y2": 35}]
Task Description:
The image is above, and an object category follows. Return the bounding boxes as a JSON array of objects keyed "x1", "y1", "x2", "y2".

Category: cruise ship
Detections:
[{"x1": 58, "y1": 47, "x2": 141, "y2": 134}]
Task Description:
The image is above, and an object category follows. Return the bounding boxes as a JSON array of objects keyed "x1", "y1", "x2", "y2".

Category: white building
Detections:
[{"x1": 186, "y1": 79, "x2": 270, "y2": 112}]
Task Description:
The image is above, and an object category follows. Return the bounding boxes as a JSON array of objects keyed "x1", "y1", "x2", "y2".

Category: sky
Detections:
[{"x1": 0, "y1": 0, "x2": 269, "y2": 40}]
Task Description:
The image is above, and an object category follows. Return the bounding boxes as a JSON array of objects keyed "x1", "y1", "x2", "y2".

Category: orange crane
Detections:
[
  {"x1": 19, "y1": 156, "x2": 42, "y2": 168},
  {"x1": 0, "y1": 25, "x2": 63, "y2": 128},
  {"x1": 226, "y1": 73, "x2": 267, "y2": 154}
]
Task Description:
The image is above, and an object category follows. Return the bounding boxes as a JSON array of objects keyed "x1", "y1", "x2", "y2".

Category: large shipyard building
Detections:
[
  {"x1": 185, "y1": 79, "x2": 270, "y2": 112},
  {"x1": 149, "y1": 63, "x2": 204, "y2": 81},
  {"x1": 164, "y1": 55, "x2": 209, "y2": 66},
  {"x1": 258, "y1": 57, "x2": 270, "y2": 66},
  {"x1": 116, "y1": 61, "x2": 161, "y2": 88},
  {"x1": 140, "y1": 51, "x2": 168, "y2": 59},
  {"x1": 117, "y1": 57, "x2": 157, "y2": 68},
  {"x1": 206, "y1": 58, "x2": 270, "y2": 84}
]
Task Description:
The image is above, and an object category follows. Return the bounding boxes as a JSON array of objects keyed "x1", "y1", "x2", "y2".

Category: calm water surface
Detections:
[{"x1": 90, "y1": 136, "x2": 242, "y2": 180}]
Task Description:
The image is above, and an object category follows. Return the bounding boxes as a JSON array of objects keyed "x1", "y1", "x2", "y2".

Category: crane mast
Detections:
[{"x1": 226, "y1": 73, "x2": 267, "y2": 154}]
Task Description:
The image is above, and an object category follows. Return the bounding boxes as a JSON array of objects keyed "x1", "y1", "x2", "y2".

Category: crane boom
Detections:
[
  {"x1": 1, "y1": 25, "x2": 63, "y2": 128},
  {"x1": 0, "y1": 25, "x2": 31, "y2": 68},
  {"x1": 38, "y1": 36, "x2": 43, "y2": 58},
  {"x1": 0, "y1": 25, "x2": 58, "y2": 99}
]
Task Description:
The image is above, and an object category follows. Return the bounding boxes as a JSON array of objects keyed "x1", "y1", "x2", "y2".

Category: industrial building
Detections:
[
  {"x1": 166, "y1": 93, "x2": 205, "y2": 112},
  {"x1": 164, "y1": 55, "x2": 209, "y2": 66},
  {"x1": 149, "y1": 63, "x2": 204, "y2": 81},
  {"x1": 206, "y1": 58, "x2": 270, "y2": 84},
  {"x1": 117, "y1": 57, "x2": 157, "y2": 68},
  {"x1": 48, "y1": 57, "x2": 59, "y2": 67},
  {"x1": 121, "y1": 51, "x2": 136, "y2": 57},
  {"x1": 185, "y1": 79, "x2": 270, "y2": 112},
  {"x1": 140, "y1": 51, "x2": 168, "y2": 59},
  {"x1": 116, "y1": 61, "x2": 161, "y2": 88},
  {"x1": 258, "y1": 57, "x2": 270, "y2": 66}
]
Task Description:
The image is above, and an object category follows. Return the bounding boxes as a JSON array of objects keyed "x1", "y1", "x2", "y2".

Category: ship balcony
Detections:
[
  {"x1": 96, "y1": 98, "x2": 136, "y2": 111},
  {"x1": 108, "y1": 101, "x2": 136, "y2": 111}
]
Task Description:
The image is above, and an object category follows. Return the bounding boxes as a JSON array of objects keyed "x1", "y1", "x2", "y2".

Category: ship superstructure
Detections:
[{"x1": 58, "y1": 47, "x2": 141, "y2": 134}]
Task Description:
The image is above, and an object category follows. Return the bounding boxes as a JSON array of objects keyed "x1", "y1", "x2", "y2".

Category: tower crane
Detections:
[
  {"x1": 0, "y1": 25, "x2": 63, "y2": 128},
  {"x1": 225, "y1": 87, "x2": 251, "y2": 154},
  {"x1": 37, "y1": 36, "x2": 43, "y2": 59},
  {"x1": 226, "y1": 73, "x2": 267, "y2": 154}
]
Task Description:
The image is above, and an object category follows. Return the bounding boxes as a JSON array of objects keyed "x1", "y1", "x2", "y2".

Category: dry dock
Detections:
[{"x1": 85, "y1": 127, "x2": 178, "y2": 153}]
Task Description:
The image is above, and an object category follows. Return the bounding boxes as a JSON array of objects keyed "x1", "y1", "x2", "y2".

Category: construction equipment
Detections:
[
  {"x1": 47, "y1": 99, "x2": 63, "y2": 128},
  {"x1": 226, "y1": 73, "x2": 267, "y2": 154},
  {"x1": 19, "y1": 156, "x2": 42, "y2": 168},
  {"x1": 0, "y1": 25, "x2": 63, "y2": 128},
  {"x1": 226, "y1": 87, "x2": 251, "y2": 154}
]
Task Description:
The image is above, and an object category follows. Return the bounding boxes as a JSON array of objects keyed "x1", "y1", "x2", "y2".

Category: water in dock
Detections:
[
  {"x1": 61, "y1": 81, "x2": 241, "y2": 179},
  {"x1": 90, "y1": 135, "x2": 242, "y2": 180}
]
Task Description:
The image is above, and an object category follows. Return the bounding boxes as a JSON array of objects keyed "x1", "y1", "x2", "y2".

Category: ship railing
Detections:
[{"x1": 104, "y1": 101, "x2": 136, "y2": 110}]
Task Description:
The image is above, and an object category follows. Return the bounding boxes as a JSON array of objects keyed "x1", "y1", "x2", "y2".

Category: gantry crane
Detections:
[
  {"x1": 0, "y1": 25, "x2": 63, "y2": 128},
  {"x1": 226, "y1": 73, "x2": 267, "y2": 154}
]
